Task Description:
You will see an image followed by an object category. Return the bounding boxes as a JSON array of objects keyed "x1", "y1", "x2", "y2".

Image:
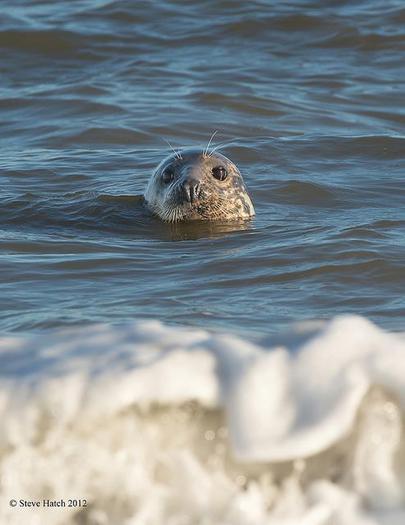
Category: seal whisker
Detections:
[
  {"x1": 208, "y1": 143, "x2": 225, "y2": 157},
  {"x1": 163, "y1": 201, "x2": 183, "y2": 223},
  {"x1": 204, "y1": 130, "x2": 218, "y2": 158},
  {"x1": 208, "y1": 138, "x2": 236, "y2": 157},
  {"x1": 163, "y1": 138, "x2": 182, "y2": 160}
]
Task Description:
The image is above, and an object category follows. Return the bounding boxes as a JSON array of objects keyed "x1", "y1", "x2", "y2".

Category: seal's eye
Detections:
[
  {"x1": 162, "y1": 168, "x2": 175, "y2": 184},
  {"x1": 212, "y1": 166, "x2": 228, "y2": 181}
]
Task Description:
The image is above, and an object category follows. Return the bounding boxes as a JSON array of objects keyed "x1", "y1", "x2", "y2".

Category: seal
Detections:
[{"x1": 144, "y1": 148, "x2": 255, "y2": 222}]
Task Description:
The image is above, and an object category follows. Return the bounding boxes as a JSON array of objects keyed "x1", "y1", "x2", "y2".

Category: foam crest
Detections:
[{"x1": 1, "y1": 316, "x2": 405, "y2": 524}]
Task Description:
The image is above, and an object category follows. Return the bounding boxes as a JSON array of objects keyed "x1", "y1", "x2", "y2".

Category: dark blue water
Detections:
[{"x1": 1, "y1": 0, "x2": 405, "y2": 337}]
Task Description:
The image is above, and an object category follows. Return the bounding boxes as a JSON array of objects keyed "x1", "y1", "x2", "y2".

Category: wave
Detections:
[{"x1": 1, "y1": 316, "x2": 405, "y2": 524}]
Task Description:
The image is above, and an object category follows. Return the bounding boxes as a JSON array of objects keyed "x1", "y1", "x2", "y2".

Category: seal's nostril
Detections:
[
  {"x1": 181, "y1": 179, "x2": 201, "y2": 203},
  {"x1": 193, "y1": 182, "x2": 201, "y2": 199}
]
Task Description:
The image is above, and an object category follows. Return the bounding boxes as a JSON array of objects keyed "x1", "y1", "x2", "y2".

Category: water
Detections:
[
  {"x1": 2, "y1": 2, "x2": 405, "y2": 523},
  {"x1": 2, "y1": 0, "x2": 405, "y2": 336}
]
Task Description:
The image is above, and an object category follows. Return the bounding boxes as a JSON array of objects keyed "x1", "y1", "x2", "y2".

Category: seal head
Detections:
[{"x1": 144, "y1": 149, "x2": 255, "y2": 222}]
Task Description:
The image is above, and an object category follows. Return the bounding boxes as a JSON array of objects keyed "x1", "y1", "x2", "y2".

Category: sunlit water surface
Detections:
[{"x1": 2, "y1": 0, "x2": 405, "y2": 337}]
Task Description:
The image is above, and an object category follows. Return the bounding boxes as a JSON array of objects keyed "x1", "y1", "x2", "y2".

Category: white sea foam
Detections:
[{"x1": 1, "y1": 316, "x2": 405, "y2": 524}]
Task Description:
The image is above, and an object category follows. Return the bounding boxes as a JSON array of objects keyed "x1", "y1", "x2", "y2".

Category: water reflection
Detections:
[{"x1": 165, "y1": 218, "x2": 253, "y2": 241}]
